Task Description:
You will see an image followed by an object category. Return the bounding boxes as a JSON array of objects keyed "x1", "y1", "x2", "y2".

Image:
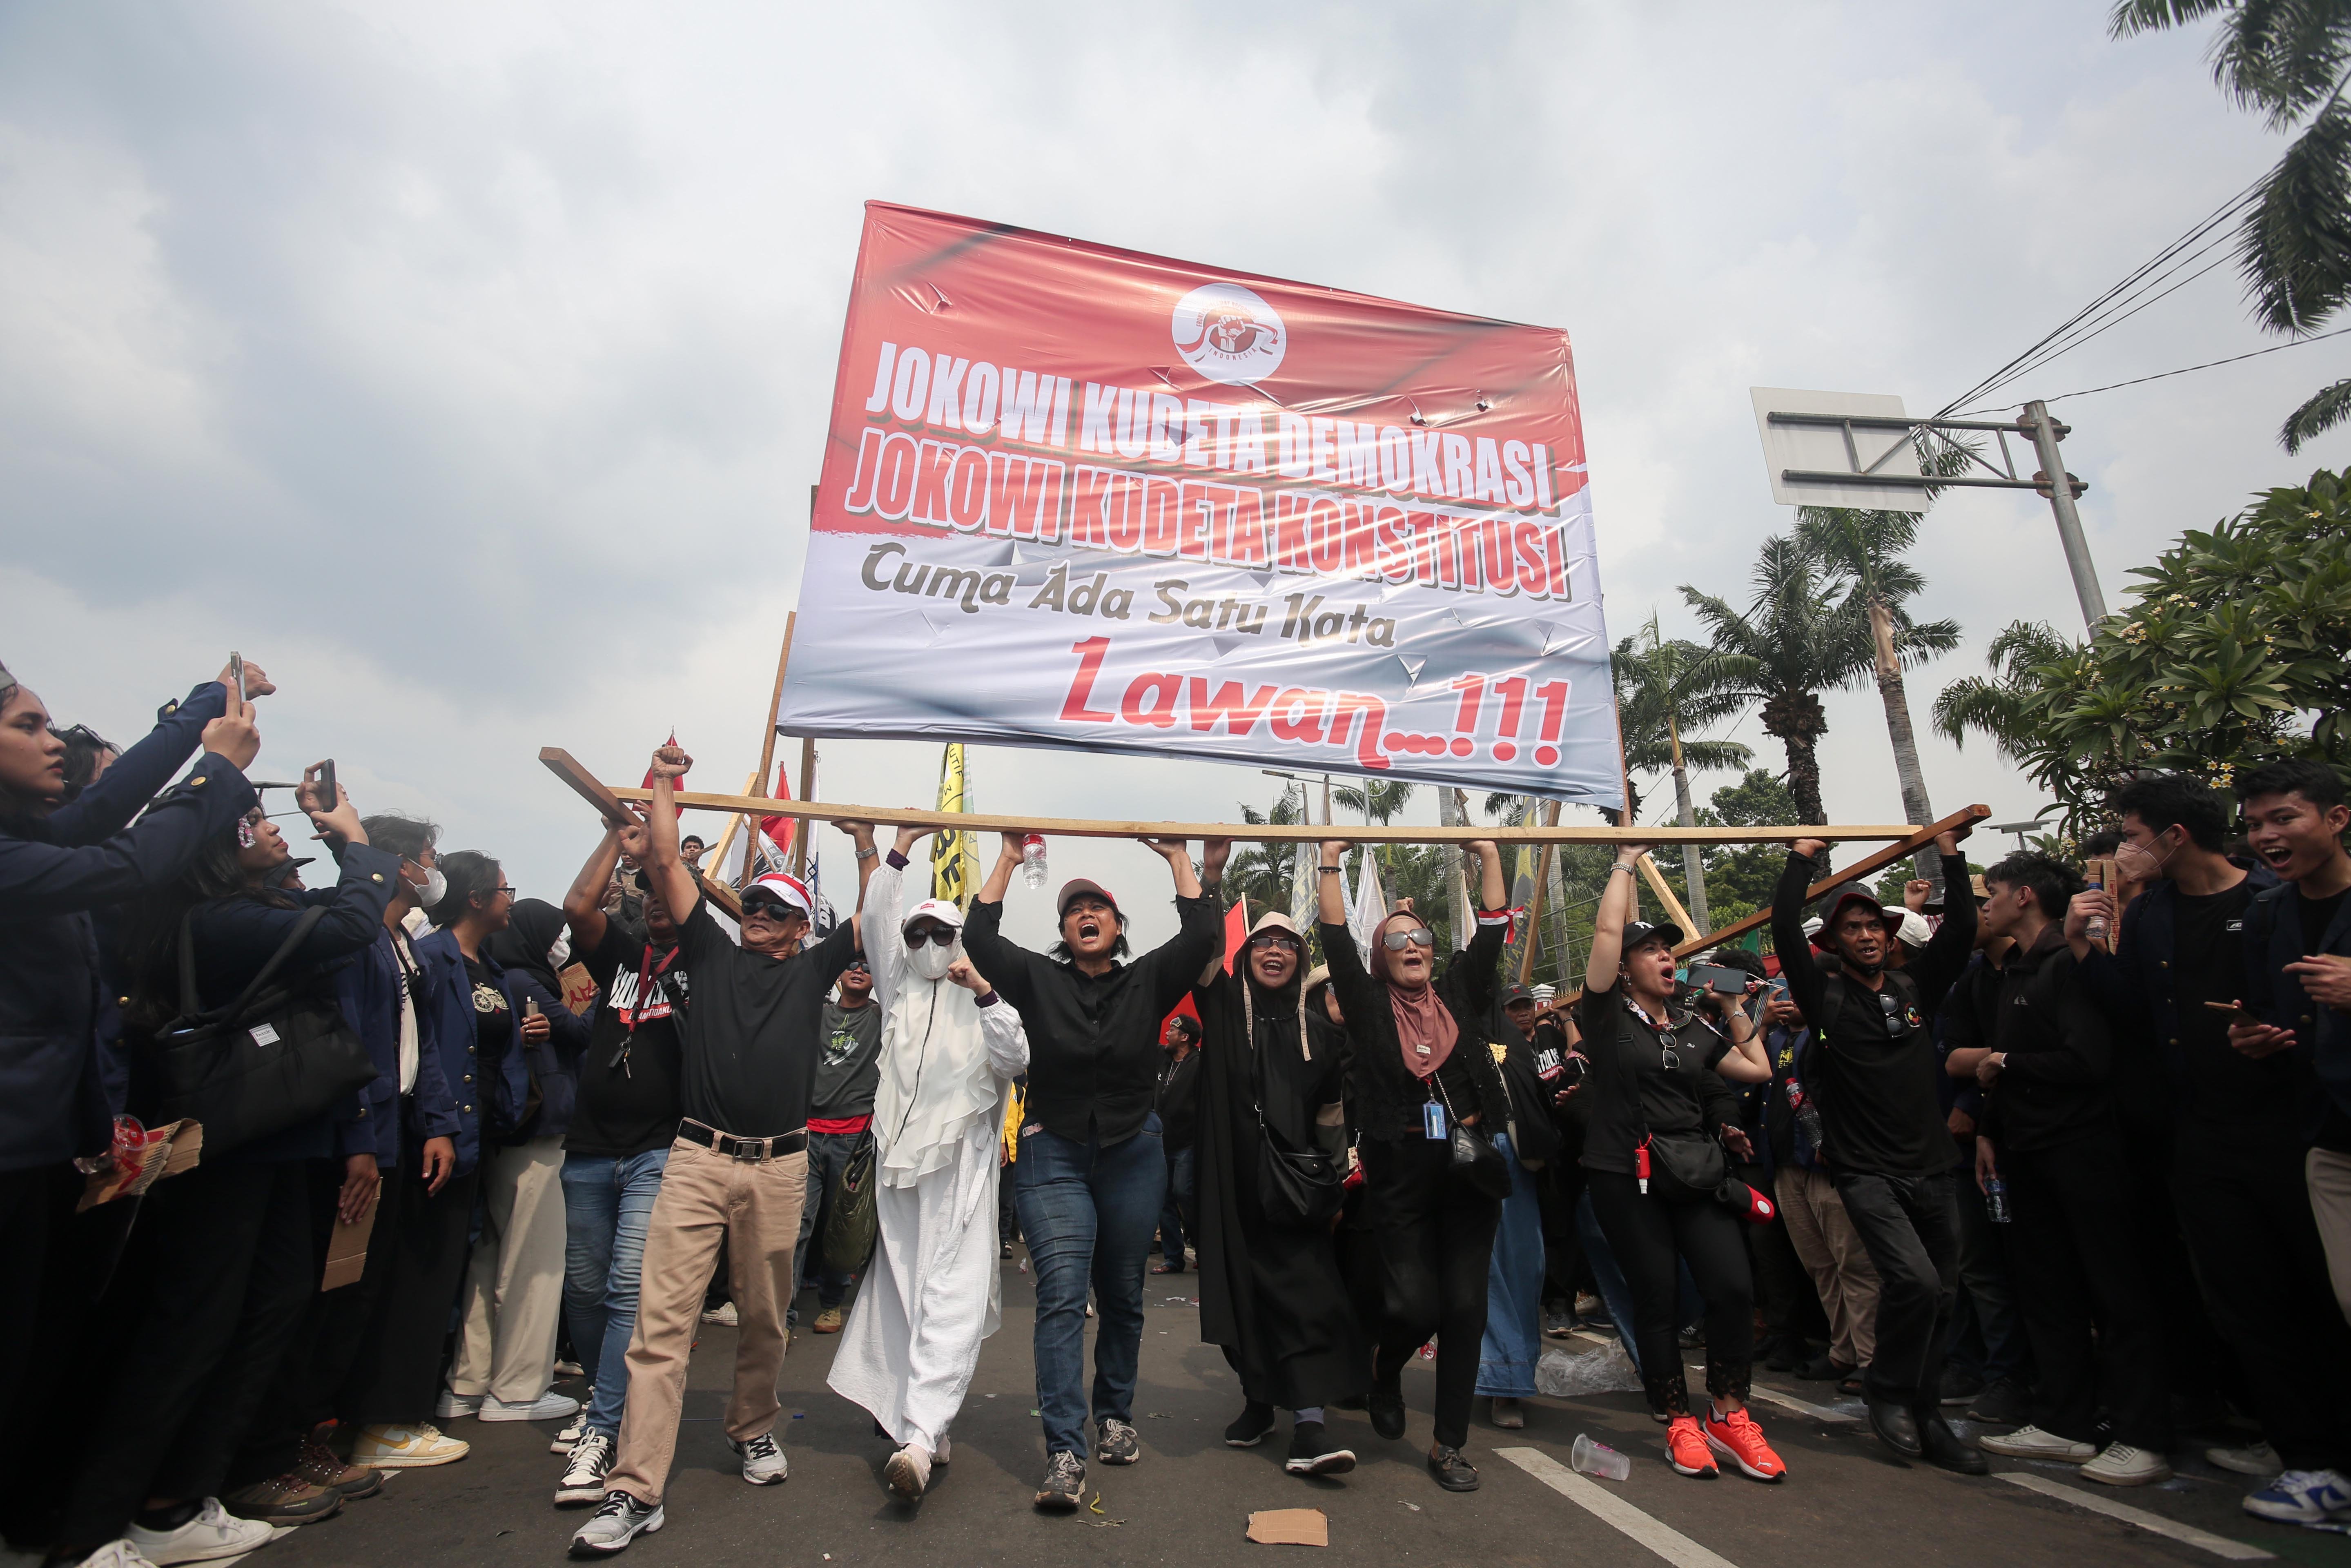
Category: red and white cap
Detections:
[{"x1": 742, "y1": 871, "x2": 813, "y2": 917}]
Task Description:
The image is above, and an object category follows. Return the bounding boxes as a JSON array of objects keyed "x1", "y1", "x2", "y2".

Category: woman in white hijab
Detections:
[{"x1": 827, "y1": 825, "x2": 1030, "y2": 1501}]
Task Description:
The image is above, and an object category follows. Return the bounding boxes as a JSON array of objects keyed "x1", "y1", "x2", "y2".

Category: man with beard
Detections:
[
  {"x1": 1772, "y1": 829, "x2": 1981, "y2": 1474},
  {"x1": 1192, "y1": 911, "x2": 1363, "y2": 1477}
]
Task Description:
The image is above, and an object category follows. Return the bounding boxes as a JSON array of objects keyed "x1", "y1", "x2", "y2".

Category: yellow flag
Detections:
[{"x1": 932, "y1": 743, "x2": 976, "y2": 908}]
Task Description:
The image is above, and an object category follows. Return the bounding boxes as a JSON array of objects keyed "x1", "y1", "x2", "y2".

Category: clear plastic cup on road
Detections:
[{"x1": 1571, "y1": 1433, "x2": 1631, "y2": 1481}]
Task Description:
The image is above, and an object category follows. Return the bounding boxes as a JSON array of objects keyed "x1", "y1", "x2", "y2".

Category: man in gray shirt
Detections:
[{"x1": 798, "y1": 958, "x2": 882, "y2": 1332}]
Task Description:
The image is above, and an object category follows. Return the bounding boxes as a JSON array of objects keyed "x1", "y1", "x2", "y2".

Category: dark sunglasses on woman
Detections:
[{"x1": 1381, "y1": 927, "x2": 1436, "y2": 951}]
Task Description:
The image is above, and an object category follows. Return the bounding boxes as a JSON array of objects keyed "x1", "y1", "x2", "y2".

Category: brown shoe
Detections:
[
  {"x1": 297, "y1": 1433, "x2": 384, "y2": 1499},
  {"x1": 813, "y1": 1306, "x2": 845, "y2": 1334},
  {"x1": 221, "y1": 1472, "x2": 345, "y2": 1524}
]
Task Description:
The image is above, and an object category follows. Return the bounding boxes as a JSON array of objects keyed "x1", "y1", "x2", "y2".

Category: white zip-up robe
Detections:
[{"x1": 825, "y1": 860, "x2": 1028, "y2": 1453}]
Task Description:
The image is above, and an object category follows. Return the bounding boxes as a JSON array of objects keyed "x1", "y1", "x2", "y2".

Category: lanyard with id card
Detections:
[{"x1": 1423, "y1": 1098, "x2": 1447, "y2": 1139}]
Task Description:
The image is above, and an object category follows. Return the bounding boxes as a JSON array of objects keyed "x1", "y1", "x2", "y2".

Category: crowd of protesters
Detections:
[{"x1": 5, "y1": 652, "x2": 2351, "y2": 1568}]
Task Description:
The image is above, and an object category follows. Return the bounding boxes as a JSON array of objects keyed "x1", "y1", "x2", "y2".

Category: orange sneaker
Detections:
[
  {"x1": 1702, "y1": 1406, "x2": 1787, "y2": 1482},
  {"x1": 1665, "y1": 1414, "x2": 1718, "y2": 1478}
]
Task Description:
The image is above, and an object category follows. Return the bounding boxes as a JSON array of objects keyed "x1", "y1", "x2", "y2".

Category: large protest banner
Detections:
[{"x1": 776, "y1": 202, "x2": 1622, "y2": 810}]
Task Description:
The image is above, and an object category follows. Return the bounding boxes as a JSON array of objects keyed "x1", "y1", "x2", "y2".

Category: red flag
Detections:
[
  {"x1": 1221, "y1": 896, "x2": 1251, "y2": 976},
  {"x1": 640, "y1": 732, "x2": 688, "y2": 819},
  {"x1": 758, "y1": 756, "x2": 796, "y2": 861}
]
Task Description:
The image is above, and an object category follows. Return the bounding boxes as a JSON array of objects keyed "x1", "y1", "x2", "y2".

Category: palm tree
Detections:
[
  {"x1": 1331, "y1": 779, "x2": 1416, "y2": 824},
  {"x1": 1797, "y1": 507, "x2": 1964, "y2": 885},
  {"x1": 2110, "y1": 2, "x2": 2351, "y2": 451},
  {"x1": 1931, "y1": 619, "x2": 2081, "y2": 762},
  {"x1": 1682, "y1": 534, "x2": 1872, "y2": 826},
  {"x1": 1611, "y1": 614, "x2": 1758, "y2": 931}
]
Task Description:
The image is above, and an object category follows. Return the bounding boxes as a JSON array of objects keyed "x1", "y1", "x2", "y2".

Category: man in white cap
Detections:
[
  {"x1": 827, "y1": 826, "x2": 1030, "y2": 1501},
  {"x1": 572, "y1": 744, "x2": 876, "y2": 1558}
]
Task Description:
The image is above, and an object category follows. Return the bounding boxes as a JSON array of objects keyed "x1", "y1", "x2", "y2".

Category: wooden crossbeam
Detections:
[
  {"x1": 536, "y1": 747, "x2": 744, "y2": 918},
  {"x1": 1671, "y1": 803, "x2": 1992, "y2": 956},
  {"x1": 539, "y1": 748, "x2": 1958, "y2": 847}
]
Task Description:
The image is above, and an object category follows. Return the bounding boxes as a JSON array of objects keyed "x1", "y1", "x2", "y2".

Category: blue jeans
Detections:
[
  {"x1": 1477, "y1": 1133, "x2": 1544, "y2": 1397},
  {"x1": 1015, "y1": 1117, "x2": 1166, "y2": 1457},
  {"x1": 792, "y1": 1130, "x2": 864, "y2": 1307},
  {"x1": 1159, "y1": 1146, "x2": 1195, "y2": 1265},
  {"x1": 560, "y1": 1147, "x2": 669, "y2": 1438}
]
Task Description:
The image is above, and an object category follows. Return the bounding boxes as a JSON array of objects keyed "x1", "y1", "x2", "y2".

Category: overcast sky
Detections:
[{"x1": 4, "y1": 2, "x2": 2339, "y2": 950}]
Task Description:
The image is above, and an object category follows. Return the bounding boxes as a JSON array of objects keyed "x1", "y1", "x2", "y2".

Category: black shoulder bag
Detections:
[
  {"x1": 1435, "y1": 1073, "x2": 1512, "y2": 1200},
  {"x1": 143, "y1": 906, "x2": 380, "y2": 1158},
  {"x1": 1257, "y1": 1102, "x2": 1346, "y2": 1229}
]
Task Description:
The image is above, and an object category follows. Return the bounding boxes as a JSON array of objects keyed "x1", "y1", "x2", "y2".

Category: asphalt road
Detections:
[{"x1": 256, "y1": 1253, "x2": 2350, "y2": 1568}]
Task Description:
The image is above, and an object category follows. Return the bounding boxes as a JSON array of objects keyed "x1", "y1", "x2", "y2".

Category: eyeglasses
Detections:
[
  {"x1": 1249, "y1": 934, "x2": 1303, "y2": 954},
  {"x1": 1381, "y1": 928, "x2": 1436, "y2": 951},
  {"x1": 903, "y1": 924, "x2": 958, "y2": 948},
  {"x1": 495, "y1": 886, "x2": 517, "y2": 899}
]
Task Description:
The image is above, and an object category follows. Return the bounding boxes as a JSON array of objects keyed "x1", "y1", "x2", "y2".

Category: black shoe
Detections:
[
  {"x1": 1284, "y1": 1421, "x2": 1356, "y2": 1476},
  {"x1": 1795, "y1": 1352, "x2": 1854, "y2": 1382},
  {"x1": 1939, "y1": 1365, "x2": 1985, "y2": 1407},
  {"x1": 1369, "y1": 1381, "x2": 1407, "y2": 1441},
  {"x1": 1967, "y1": 1376, "x2": 2030, "y2": 1426},
  {"x1": 1916, "y1": 1412, "x2": 1988, "y2": 1475},
  {"x1": 1225, "y1": 1401, "x2": 1277, "y2": 1448},
  {"x1": 1034, "y1": 1451, "x2": 1085, "y2": 1512},
  {"x1": 1677, "y1": 1324, "x2": 1706, "y2": 1350},
  {"x1": 1867, "y1": 1400, "x2": 1922, "y2": 1457},
  {"x1": 1427, "y1": 1445, "x2": 1480, "y2": 1491},
  {"x1": 1765, "y1": 1336, "x2": 1805, "y2": 1374}
]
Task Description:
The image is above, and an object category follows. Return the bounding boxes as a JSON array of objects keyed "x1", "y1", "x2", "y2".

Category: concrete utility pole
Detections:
[{"x1": 2021, "y1": 401, "x2": 2106, "y2": 626}]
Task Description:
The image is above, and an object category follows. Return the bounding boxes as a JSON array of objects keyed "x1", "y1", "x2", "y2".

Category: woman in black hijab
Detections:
[{"x1": 1192, "y1": 911, "x2": 1363, "y2": 1478}]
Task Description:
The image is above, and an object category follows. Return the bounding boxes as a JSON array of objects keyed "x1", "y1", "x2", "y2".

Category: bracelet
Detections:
[
  {"x1": 855, "y1": 846, "x2": 878, "y2": 860},
  {"x1": 1609, "y1": 862, "x2": 1636, "y2": 877},
  {"x1": 1319, "y1": 865, "x2": 1344, "y2": 874}
]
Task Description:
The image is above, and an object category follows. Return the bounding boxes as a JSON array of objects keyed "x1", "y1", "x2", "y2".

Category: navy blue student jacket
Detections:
[
  {"x1": 2076, "y1": 863, "x2": 2278, "y2": 1089},
  {"x1": 0, "y1": 681, "x2": 249, "y2": 1172},
  {"x1": 409, "y1": 931, "x2": 587, "y2": 1167},
  {"x1": 177, "y1": 842, "x2": 403, "y2": 1164},
  {"x1": 332, "y1": 926, "x2": 461, "y2": 1167},
  {"x1": 2244, "y1": 879, "x2": 2351, "y2": 1142}
]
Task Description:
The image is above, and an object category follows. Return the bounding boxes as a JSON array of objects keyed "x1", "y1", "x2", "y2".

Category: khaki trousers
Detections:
[
  {"x1": 1776, "y1": 1165, "x2": 1880, "y2": 1369},
  {"x1": 607, "y1": 1137, "x2": 806, "y2": 1506},
  {"x1": 449, "y1": 1136, "x2": 568, "y2": 1403},
  {"x1": 2308, "y1": 1148, "x2": 2351, "y2": 1325}
]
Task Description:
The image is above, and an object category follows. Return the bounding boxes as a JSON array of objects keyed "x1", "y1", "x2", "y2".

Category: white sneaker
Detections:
[
  {"x1": 552, "y1": 1398, "x2": 593, "y2": 1453},
  {"x1": 1977, "y1": 1424, "x2": 2096, "y2": 1461},
  {"x1": 556, "y1": 1432, "x2": 617, "y2": 1508},
  {"x1": 349, "y1": 1422, "x2": 471, "y2": 1469},
  {"x1": 2207, "y1": 1440, "x2": 2283, "y2": 1478},
  {"x1": 2080, "y1": 1443, "x2": 2173, "y2": 1487},
  {"x1": 568, "y1": 1491, "x2": 663, "y2": 1557},
  {"x1": 2244, "y1": 1468, "x2": 2351, "y2": 1524},
  {"x1": 433, "y1": 1389, "x2": 484, "y2": 1420},
  {"x1": 69, "y1": 1542, "x2": 164, "y2": 1568},
  {"x1": 731, "y1": 1431, "x2": 788, "y2": 1485},
  {"x1": 481, "y1": 1391, "x2": 583, "y2": 1423},
  {"x1": 883, "y1": 1444, "x2": 931, "y2": 1500},
  {"x1": 700, "y1": 1301, "x2": 738, "y2": 1327},
  {"x1": 125, "y1": 1500, "x2": 280, "y2": 1565}
]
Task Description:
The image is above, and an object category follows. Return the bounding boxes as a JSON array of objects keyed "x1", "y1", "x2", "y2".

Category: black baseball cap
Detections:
[
  {"x1": 1502, "y1": 984, "x2": 1536, "y2": 1007},
  {"x1": 1622, "y1": 920, "x2": 1686, "y2": 953}
]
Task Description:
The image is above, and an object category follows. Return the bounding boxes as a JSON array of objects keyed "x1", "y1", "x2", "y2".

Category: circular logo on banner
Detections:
[{"x1": 1171, "y1": 283, "x2": 1285, "y2": 386}]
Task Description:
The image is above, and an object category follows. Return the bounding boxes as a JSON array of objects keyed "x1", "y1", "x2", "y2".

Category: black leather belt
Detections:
[{"x1": 677, "y1": 1119, "x2": 807, "y2": 1161}]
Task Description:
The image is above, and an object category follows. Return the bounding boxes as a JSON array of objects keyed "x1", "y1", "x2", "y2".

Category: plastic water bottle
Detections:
[
  {"x1": 1788, "y1": 1080, "x2": 1825, "y2": 1155},
  {"x1": 1020, "y1": 833, "x2": 1048, "y2": 891},
  {"x1": 1983, "y1": 1174, "x2": 2011, "y2": 1225}
]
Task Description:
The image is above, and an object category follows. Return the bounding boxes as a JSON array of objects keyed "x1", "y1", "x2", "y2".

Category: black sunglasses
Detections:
[
  {"x1": 1248, "y1": 933, "x2": 1303, "y2": 954},
  {"x1": 903, "y1": 924, "x2": 958, "y2": 948}
]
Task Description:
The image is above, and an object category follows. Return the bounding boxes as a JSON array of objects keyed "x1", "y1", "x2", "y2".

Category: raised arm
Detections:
[
  {"x1": 641, "y1": 744, "x2": 699, "y2": 924},
  {"x1": 1454, "y1": 838, "x2": 1509, "y2": 1012},
  {"x1": 562, "y1": 819, "x2": 636, "y2": 954},
  {"x1": 950, "y1": 956, "x2": 1030, "y2": 1079},
  {"x1": 1585, "y1": 842, "x2": 1647, "y2": 994},
  {"x1": 1317, "y1": 837, "x2": 1351, "y2": 927},
  {"x1": 978, "y1": 831, "x2": 1024, "y2": 906},
  {"x1": 864, "y1": 829, "x2": 916, "y2": 1017},
  {"x1": 1771, "y1": 840, "x2": 1830, "y2": 1024},
  {"x1": 1140, "y1": 836, "x2": 1203, "y2": 899}
]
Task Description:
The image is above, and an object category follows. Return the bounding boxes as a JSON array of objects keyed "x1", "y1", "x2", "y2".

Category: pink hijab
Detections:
[{"x1": 1370, "y1": 913, "x2": 1457, "y2": 1079}]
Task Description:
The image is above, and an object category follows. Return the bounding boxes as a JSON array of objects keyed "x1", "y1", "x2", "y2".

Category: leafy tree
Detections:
[
  {"x1": 1682, "y1": 535, "x2": 1872, "y2": 825},
  {"x1": 1331, "y1": 779, "x2": 1415, "y2": 825},
  {"x1": 2111, "y1": 1, "x2": 2351, "y2": 451},
  {"x1": 1933, "y1": 467, "x2": 2351, "y2": 826},
  {"x1": 1929, "y1": 620, "x2": 2082, "y2": 762},
  {"x1": 1694, "y1": 770, "x2": 1804, "y2": 925},
  {"x1": 1796, "y1": 507, "x2": 1963, "y2": 880},
  {"x1": 1611, "y1": 614, "x2": 1758, "y2": 931}
]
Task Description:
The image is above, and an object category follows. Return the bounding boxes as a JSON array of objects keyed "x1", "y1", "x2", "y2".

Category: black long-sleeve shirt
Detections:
[
  {"x1": 1978, "y1": 924, "x2": 2116, "y2": 1153},
  {"x1": 1770, "y1": 850, "x2": 1975, "y2": 1176},
  {"x1": 961, "y1": 890, "x2": 1221, "y2": 1146}
]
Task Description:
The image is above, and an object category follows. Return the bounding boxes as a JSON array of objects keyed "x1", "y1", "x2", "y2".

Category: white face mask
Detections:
[
  {"x1": 408, "y1": 862, "x2": 447, "y2": 909},
  {"x1": 547, "y1": 932, "x2": 572, "y2": 971},
  {"x1": 907, "y1": 939, "x2": 959, "y2": 982}
]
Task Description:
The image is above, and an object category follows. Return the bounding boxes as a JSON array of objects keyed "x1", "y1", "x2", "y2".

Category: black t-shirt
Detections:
[
  {"x1": 2303, "y1": 890, "x2": 2348, "y2": 958},
  {"x1": 1155, "y1": 1048, "x2": 1202, "y2": 1150},
  {"x1": 567, "y1": 921, "x2": 689, "y2": 1158},
  {"x1": 2298, "y1": 889, "x2": 2351, "y2": 1152},
  {"x1": 463, "y1": 954, "x2": 512, "y2": 1062},
  {"x1": 2168, "y1": 881, "x2": 2307, "y2": 1132},
  {"x1": 1574, "y1": 982, "x2": 1737, "y2": 1176},
  {"x1": 673, "y1": 902, "x2": 861, "y2": 1137}
]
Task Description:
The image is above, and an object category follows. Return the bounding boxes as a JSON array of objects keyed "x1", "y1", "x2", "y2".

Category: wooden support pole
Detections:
[
  {"x1": 1515, "y1": 800, "x2": 1563, "y2": 985},
  {"x1": 699, "y1": 769, "x2": 762, "y2": 884},
  {"x1": 1636, "y1": 852, "x2": 1698, "y2": 939},
  {"x1": 789, "y1": 736, "x2": 816, "y2": 878},
  {"x1": 529, "y1": 749, "x2": 744, "y2": 918},
  {"x1": 544, "y1": 747, "x2": 1949, "y2": 846},
  {"x1": 1669, "y1": 804, "x2": 1992, "y2": 956}
]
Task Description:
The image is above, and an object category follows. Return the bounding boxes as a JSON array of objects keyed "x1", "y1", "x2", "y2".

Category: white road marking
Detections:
[
  {"x1": 1573, "y1": 1330, "x2": 1617, "y2": 1348},
  {"x1": 1742, "y1": 1384, "x2": 1856, "y2": 1423},
  {"x1": 1496, "y1": 1446, "x2": 1740, "y2": 1568},
  {"x1": 1998, "y1": 1473, "x2": 2274, "y2": 1561}
]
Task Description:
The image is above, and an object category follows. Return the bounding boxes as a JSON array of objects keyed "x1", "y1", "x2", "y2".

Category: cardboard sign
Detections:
[
  {"x1": 559, "y1": 962, "x2": 599, "y2": 1018},
  {"x1": 778, "y1": 202, "x2": 1620, "y2": 809},
  {"x1": 1245, "y1": 1509, "x2": 1328, "y2": 1547},
  {"x1": 321, "y1": 1187, "x2": 380, "y2": 1290}
]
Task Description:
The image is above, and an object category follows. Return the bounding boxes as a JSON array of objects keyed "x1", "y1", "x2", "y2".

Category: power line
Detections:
[{"x1": 1952, "y1": 323, "x2": 2351, "y2": 414}]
